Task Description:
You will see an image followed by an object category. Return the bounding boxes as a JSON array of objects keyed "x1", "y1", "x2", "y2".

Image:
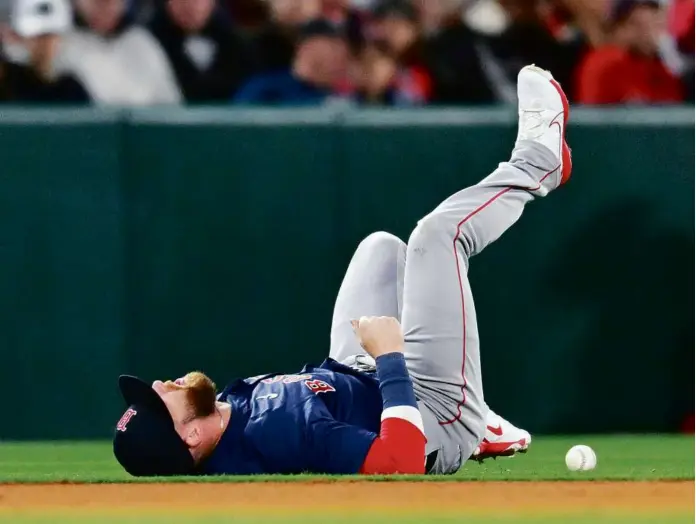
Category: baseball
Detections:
[{"x1": 565, "y1": 445, "x2": 597, "y2": 471}]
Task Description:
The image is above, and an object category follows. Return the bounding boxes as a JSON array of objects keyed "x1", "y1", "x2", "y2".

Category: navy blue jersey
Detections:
[{"x1": 199, "y1": 359, "x2": 384, "y2": 475}]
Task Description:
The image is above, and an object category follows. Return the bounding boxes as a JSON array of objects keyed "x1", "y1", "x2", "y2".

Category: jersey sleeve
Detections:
[{"x1": 359, "y1": 353, "x2": 426, "y2": 475}]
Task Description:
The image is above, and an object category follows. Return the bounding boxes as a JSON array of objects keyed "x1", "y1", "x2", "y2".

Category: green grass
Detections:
[
  {"x1": 0, "y1": 436, "x2": 691, "y2": 524},
  {"x1": 0, "y1": 434, "x2": 692, "y2": 483}
]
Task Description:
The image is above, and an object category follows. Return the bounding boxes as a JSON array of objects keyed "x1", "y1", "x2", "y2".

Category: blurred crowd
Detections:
[{"x1": 0, "y1": 0, "x2": 692, "y2": 106}]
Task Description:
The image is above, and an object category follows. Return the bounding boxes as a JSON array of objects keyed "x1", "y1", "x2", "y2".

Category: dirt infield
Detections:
[{"x1": 0, "y1": 481, "x2": 692, "y2": 516}]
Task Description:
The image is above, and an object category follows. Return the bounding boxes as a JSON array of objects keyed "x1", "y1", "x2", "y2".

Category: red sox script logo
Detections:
[{"x1": 116, "y1": 408, "x2": 137, "y2": 432}]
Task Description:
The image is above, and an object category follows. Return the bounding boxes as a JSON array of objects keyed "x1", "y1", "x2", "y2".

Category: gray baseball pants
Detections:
[{"x1": 329, "y1": 141, "x2": 559, "y2": 474}]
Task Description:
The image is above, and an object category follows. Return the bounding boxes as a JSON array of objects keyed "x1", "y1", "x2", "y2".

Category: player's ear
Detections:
[{"x1": 182, "y1": 424, "x2": 202, "y2": 448}]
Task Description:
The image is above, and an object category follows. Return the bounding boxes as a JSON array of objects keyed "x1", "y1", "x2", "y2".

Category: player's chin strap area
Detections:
[{"x1": 340, "y1": 354, "x2": 377, "y2": 374}]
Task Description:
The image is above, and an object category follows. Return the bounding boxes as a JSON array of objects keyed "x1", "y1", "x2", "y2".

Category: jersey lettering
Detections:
[
  {"x1": 256, "y1": 393, "x2": 279, "y2": 401},
  {"x1": 284, "y1": 374, "x2": 312, "y2": 384},
  {"x1": 262, "y1": 374, "x2": 312, "y2": 385},
  {"x1": 304, "y1": 379, "x2": 336, "y2": 395},
  {"x1": 246, "y1": 374, "x2": 269, "y2": 382},
  {"x1": 116, "y1": 408, "x2": 137, "y2": 432}
]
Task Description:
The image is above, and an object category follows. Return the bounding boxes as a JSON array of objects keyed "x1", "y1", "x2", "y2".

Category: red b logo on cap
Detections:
[{"x1": 116, "y1": 408, "x2": 137, "y2": 432}]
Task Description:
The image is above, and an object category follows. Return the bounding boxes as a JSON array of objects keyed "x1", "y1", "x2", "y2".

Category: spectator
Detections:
[
  {"x1": 355, "y1": 0, "x2": 432, "y2": 105},
  {"x1": 148, "y1": 0, "x2": 253, "y2": 102},
  {"x1": 247, "y1": 0, "x2": 367, "y2": 75},
  {"x1": 420, "y1": 0, "x2": 496, "y2": 104},
  {"x1": 0, "y1": 0, "x2": 88, "y2": 102},
  {"x1": 667, "y1": 0, "x2": 694, "y2": 55},
  {"x1": 48, "y1": 0, "x2": 181, "y2": 105},
  {"x1": 663, "y1": 0, "x2": 694, "y2": 101},
  {"x1": 539, "y1": 0, "x2": 608, "y2": 47},
  {"x1": 472, "y1": 0, "x2": 582, "y2": 103},
  {"x1": 321, "y1": 0, "x2": 368, "y2": 53},
  {"x1": 270, "y1": 0, "x2": 322, "y2": 26},
  {"x1": 233, "y1": 19, "x2": 348, "y2": 105},
  {"x1": 222, "y1": 0, "x2": 269, "y2": 30},
  {"x1": 575, "y1": 0, "x2": 684, "y2": 104},
  {"x1": 245, "y1": 0, "x2": 322, "y2": 74}
]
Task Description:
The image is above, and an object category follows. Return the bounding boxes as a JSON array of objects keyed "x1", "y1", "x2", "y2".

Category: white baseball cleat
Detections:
[
  {"x1": 471, "y1": 409, "x2": 532, "y2": 461},
  {"x1": 515, "y1": 64, "x2": 572, "y2": 192}
]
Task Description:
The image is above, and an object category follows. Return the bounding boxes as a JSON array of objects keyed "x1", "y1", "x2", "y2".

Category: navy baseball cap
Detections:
[{"x1": 113, "y1": 375, "x2": 196, "y2": 476}]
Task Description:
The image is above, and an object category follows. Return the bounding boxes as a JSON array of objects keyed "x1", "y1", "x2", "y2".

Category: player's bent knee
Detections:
[
  {"x1": 409, "y1": 214, "x2": 460, "y2": 248},
  {"x1": 409, "y1": 212, "x2": 477, "y2": 259},
  {"x1": 357, "y1": 231, "x2": 404, "y2": 256}
]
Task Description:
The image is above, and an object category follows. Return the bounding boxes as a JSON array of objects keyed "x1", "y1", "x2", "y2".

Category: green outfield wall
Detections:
[{"x1": 0, "y1": 107, "x2": 692, "y2": 439}]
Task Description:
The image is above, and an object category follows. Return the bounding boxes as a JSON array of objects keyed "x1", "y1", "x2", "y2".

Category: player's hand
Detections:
[{"x1": 351, "y1": 316, "x2": 404, "y2": 359}]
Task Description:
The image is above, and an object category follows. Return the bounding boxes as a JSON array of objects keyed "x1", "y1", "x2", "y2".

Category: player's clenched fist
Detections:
[{"x1": 350, "y1": 316, "x2": 405, "y2": 358}]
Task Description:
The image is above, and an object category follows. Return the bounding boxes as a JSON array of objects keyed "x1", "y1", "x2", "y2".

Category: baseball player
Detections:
[{"x1": 113, "y1": 64, "x2": 572, "y2": 476}]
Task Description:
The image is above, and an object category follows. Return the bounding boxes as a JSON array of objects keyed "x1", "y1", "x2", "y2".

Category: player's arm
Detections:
[
  {"x1": 352, "y1": 317, "x2": 426, "y2": 475},
  {"x1": 255, "y1": 317, "x2": 424, "y2": 475}
]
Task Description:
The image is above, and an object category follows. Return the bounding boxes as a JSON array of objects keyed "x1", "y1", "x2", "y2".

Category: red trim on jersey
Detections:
[{"x1": 359, "y1": 418, "x2": 426, "y2": 475}]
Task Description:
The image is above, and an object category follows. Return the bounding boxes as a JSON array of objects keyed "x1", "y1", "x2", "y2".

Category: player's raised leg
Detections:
[
  {"x1": 401, "y1": 65, "x2": 572, "y2": 474},
  {"x1": 327, "y1": 230, "x2": 533, "y2": 462},
  {"x1": 329, "y1": 232, "x2": 407, "y2": 365}
]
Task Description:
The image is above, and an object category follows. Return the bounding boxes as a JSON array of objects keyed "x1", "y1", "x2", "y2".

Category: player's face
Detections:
[
  {"x1": 152, "y1": 379, "x2": 196, "y2": 433},
  {"x1": 151, "y1": 371, "x2": 218, "y2": 448}
]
